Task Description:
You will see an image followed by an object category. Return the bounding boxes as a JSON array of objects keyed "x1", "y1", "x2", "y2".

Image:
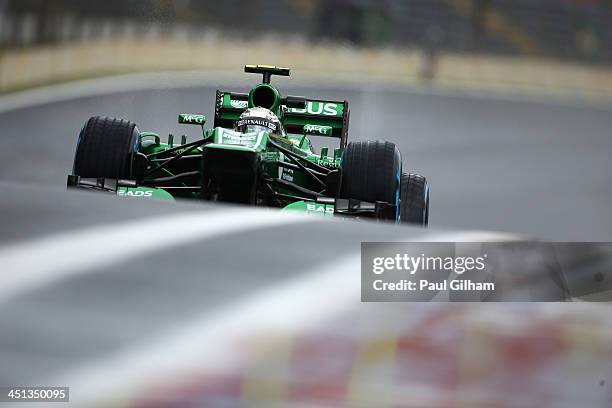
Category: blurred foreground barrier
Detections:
[
  {"x1": 1, "y1": 39, "x2": 612, "y2": 103},
  {"x1": 97, "y1": 303, "x2": 612, "y2": 408}
]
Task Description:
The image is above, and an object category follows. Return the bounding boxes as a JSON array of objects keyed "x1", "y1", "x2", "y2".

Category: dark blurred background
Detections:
[{"x1": 1, "y1": 0, "x2": 610, "y2": 64}]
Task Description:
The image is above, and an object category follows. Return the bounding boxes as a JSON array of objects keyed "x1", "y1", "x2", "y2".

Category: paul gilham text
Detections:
[{"x1": 373, "y1": 279, "x2": 495, "y2": 292}]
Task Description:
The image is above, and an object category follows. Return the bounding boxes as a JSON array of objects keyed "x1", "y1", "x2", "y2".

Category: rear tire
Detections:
[
  {"x1": 340, "y1": 140, "x2": 402, "y2": 221},
  {"x1": 399, "y1": 173, "x2": 429, "y2": 226},
  {"x1": 73, "y1": 116, "x2": 140, "y2": 178}
]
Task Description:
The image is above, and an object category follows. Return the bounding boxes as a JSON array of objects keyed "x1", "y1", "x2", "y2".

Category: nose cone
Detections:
[{"x1": 202, "y1": 144, "x2": 259, "y2": 204}]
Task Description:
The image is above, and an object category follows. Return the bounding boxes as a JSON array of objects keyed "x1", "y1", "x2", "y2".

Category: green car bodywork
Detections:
[
  {"x1": 130, "y1": 124, "x2": 342, "y2": 217},
  {"x1": 69, "y1": 65, "x2": 410, "y2": 223},
  {"x1": 112, "y1": 66, "x2": 351, "y2": 216}
]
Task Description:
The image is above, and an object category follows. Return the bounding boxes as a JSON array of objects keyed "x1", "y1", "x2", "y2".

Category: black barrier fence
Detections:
[{"x1": 0, "y1": 0, "x2": 611, "y2": 64}]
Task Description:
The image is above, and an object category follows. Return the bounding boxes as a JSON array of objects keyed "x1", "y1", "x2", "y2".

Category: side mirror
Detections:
[{"x1": 282, "y1": 96, "x2": 307, "y2": 109}]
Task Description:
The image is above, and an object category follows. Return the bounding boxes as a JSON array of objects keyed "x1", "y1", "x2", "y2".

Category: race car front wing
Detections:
[{"x1": 68, "y1": 175, "x2": 396, "y2": 221}]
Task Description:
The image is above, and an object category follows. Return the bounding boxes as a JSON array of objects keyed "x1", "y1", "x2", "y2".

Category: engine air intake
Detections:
[{"x1": 249, "y1": 84, "x2": 281, "y2": 112}]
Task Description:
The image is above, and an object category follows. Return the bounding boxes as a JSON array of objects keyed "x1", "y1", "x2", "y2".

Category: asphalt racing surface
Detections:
[
  {"x1": 1, "y1": 183, "x2": 611, "y2": 407},
  {"x1": 1, "y1": 75, "x2": 611, "y2": 239},
  {"x1": 0, "y1": 183, "x2": 431, "y2": 386},
  {"x1": 0, "y1": 75, "x2": 611, "y2": 406}
]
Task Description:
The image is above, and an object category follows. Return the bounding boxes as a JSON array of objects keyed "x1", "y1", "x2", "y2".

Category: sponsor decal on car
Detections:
[
  {"x1": 230, "y1": 99, "x2": 248, "y2": 109},
  {"x1": 179, "y1": 114, "x2": 206, "y2": 125},
  {"x1": 304, "y1": 124, "x2": 333, "y2": 136},
  {"x1": 281, "y1": 168, "x2": 294, "y2": 182},
  {"x1": 288, "y1": 102, "x2": 341, "y2": 116},
  {"x1": 117, "y1": 189, "x2": 154, "y2": 198},
  {"x1": 236, "y1": 118, "x2": 277, "y2": 132},
  {"x1": 306, "y1": 203, "x2": 334, "y2": 214},
  {"x1": 223, "y1": 133, "x2": 257, "y2": 145},
  {"x1": 316, "y1": 158, "x2": 339, "y2": 168}
]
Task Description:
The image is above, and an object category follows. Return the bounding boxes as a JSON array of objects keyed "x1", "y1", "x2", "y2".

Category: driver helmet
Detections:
[{"x1": 235, "y1": 107, "x2": 283, "y2": 136}]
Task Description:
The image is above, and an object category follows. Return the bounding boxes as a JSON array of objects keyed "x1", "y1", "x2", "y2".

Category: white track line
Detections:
[
  {"x1": 0, "y1": 209, "x2": 310, "y2": 303},
  {"x1": 0, "y1": 71, "x2": 247, "y2": 114},
  {"x1": 56, "y1": 255, "x2": 362, "y2": 405},
  {"x1": 48, "y1": 230, "x2": 519, "y2": 406}
]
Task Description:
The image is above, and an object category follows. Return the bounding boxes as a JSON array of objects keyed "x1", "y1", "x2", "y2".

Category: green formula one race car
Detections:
[{"x1": 68, "y1": 65, "x2": 429, "y2": 226}]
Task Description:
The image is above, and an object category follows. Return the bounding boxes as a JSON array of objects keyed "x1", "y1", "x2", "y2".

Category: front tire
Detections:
[
  {"x1": 340, "y1": 140, "x2": 402, "y2": 222},
  {"x1": 73, "y1": 116, "x2": 140, "y2": 178},
  {"x1": 399, "y1": 173, "x2": 429, "y2": 226}
]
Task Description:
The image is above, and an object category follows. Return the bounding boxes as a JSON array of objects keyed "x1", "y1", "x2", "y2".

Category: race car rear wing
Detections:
[{"x1": 214, "y1": 90, "x2": 350, "y2": 148}]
